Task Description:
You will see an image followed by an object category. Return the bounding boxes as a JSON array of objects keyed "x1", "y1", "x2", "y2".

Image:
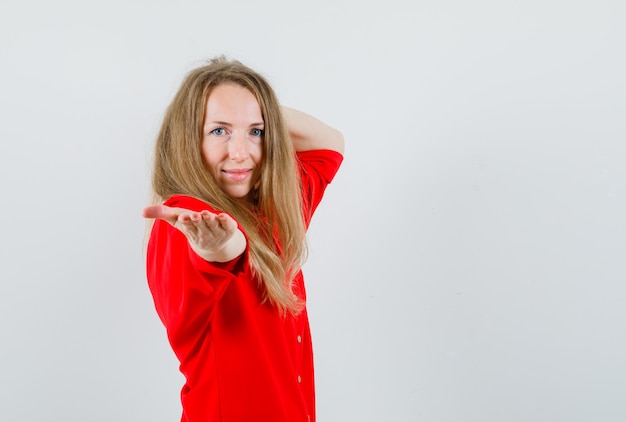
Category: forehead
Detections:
[{"x1": 205, "y1": 83, "x2": 262, "y2": 122}]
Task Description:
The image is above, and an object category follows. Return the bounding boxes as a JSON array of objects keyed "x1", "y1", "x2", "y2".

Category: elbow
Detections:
[{"x1": 332, "y1": 128, "x2": 345, "y2": 155}]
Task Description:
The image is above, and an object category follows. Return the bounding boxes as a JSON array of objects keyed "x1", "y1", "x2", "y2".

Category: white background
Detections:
[{"x1": 1, "y1": 0, "x2": 625, "y2": 421}]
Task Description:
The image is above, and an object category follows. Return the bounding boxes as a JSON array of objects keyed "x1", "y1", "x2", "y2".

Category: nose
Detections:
[{"x1": 228, "y1": 132, "x2": 249, "y2": 162}]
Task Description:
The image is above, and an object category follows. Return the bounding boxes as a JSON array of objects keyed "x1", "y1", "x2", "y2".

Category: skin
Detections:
[
  {"x1": 280, "y1": 106, "x2": 345, "y2": 155},
  {"x1": 202, "y1": 84, "x2": 264, "y2": 200},
  {"x1": 143, "y1": 83, "x2": 345, "y2": 263},
  {"x1": 142, "y1": 204, "x2": 245, "y2": 262}
]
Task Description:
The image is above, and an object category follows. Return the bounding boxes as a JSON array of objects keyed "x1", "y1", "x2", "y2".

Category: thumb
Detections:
[{"x1": 142, "y1": 205, "x2": 180, "y2": 225}]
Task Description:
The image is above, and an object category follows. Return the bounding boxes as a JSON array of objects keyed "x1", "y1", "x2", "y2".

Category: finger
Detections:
[
  {"x1": 188, "y1": 212, "x2": 202, "y2": 223},
  {"x1": 176, "y1": 215, "x2": 203, "y2": 242},
  {"x1": 143, "y1": 205, "x2": 168, "y2": 219},
  {"x1": 216, "y1": 213, "x2": 237, "y2": 232},
  {"x1": 178, "y1": 211, "x2": 203, "y2": 225},
  {"x1": 143, "y1": 205, "x2": 181, "y2": 225},
  {"x1": 201, "y1": 212, "x2": 221, "y2": 230}
]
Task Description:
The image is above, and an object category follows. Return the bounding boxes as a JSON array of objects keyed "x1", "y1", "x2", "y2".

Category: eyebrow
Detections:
[{"x1": 205, "y1": 121, "x2": 265, "y2": 127}]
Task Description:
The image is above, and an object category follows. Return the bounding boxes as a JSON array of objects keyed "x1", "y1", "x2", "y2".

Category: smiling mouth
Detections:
[{"x1": 223, "y1": 169, "x2": 252, "y2": 182}]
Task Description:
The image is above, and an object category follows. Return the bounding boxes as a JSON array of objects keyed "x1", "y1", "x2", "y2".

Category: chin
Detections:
[{"x1": 225, "y1": 189, "x2": 253, "y2": 200}]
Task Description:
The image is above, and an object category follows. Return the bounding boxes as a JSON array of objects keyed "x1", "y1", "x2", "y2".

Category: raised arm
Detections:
[{"x1": 281, "y1": 106, "x2": 345, "y2": 154}]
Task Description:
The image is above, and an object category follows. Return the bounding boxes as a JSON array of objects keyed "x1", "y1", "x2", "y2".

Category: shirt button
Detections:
[
  {"x1": 297, "y1": 375, "x2": 302, "y2": 383},
  {"x1": 297, "y1": 335, "x2": 302, "y2": 343}
]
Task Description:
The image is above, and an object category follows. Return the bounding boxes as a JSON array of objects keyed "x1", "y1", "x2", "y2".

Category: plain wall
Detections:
[{"x1": 1, "y1": 0, "x2": 625, "y2": 421}]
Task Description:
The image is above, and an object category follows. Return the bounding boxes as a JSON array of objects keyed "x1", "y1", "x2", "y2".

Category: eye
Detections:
[
  {"x1": 250, "y1": 128, "x2": 264, "y2": 137},
  {"x1": 210, "y1": 127, "x2": 227, "y2": 136}
]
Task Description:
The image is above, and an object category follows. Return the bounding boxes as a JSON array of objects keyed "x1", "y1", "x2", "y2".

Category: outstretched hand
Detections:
[{"x1": 143, "y1": 205, "x2": 246, "y2": 262}]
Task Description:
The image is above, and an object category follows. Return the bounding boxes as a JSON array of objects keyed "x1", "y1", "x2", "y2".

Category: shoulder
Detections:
[
  {"x1": 297, "y1": 150, "x2": 344, "y2": 224},
  {"x1": 296, "y1": 149, "x2": 344, "y2": 182}
]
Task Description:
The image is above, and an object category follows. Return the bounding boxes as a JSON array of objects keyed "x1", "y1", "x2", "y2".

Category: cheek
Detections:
[
  {"x1": 201, "y1": 142, "x2": 222, "y2": 166},
  {"x1": 251, "y1": 143, "x2": 263, "y2": 164}
]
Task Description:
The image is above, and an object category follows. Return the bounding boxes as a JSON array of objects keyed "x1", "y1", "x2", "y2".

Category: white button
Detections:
[
  {"x1": 297, "y1": 375, "x2": 302, "y2": 383},
  {"x1": 297, "y1": 335, "x2": 302, "y2": 343}
]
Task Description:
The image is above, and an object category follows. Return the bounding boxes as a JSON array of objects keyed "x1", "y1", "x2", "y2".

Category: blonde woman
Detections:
[{"x1": 143, "y1": 57, "x2": 344, "y2": 422}]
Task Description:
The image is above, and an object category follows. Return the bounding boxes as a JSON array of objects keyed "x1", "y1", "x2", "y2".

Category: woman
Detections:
[{"x1": 143, "y1": 56, "x2": 344, "y2": 422}]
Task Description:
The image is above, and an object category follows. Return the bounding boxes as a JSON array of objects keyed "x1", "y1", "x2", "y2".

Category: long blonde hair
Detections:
[{"x1": 151, "y1": 56, "x2": 307, "y2": 314}]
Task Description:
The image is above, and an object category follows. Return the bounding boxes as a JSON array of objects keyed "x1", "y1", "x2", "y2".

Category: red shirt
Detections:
[{"x1": 146, "y1": 149, "x2": 343, "y2": 422}]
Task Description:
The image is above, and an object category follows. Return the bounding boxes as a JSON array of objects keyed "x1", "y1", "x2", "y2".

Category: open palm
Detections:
[{"x1": 143, "y1": 205, "x2": 245, "y2": 262}]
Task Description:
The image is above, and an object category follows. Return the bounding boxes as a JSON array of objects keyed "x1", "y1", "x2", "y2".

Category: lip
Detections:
[{"x1": 222, "y1": 168, "x2": 252, "y2": 182}]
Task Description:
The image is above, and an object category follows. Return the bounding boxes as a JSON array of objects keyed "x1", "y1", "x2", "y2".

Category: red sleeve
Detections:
[{"x1": 297, "y1": 149, "x2": 343, "y2": 226}]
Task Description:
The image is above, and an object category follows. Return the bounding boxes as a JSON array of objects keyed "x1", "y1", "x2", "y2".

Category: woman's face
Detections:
[{"x1": 202, "y1": 83, "x2": 264, "y2": 200}]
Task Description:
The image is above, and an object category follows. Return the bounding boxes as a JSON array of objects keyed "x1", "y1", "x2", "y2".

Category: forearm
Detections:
[{"x1": 281, "y1": 106, "x2": 345, "y2": 154}]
